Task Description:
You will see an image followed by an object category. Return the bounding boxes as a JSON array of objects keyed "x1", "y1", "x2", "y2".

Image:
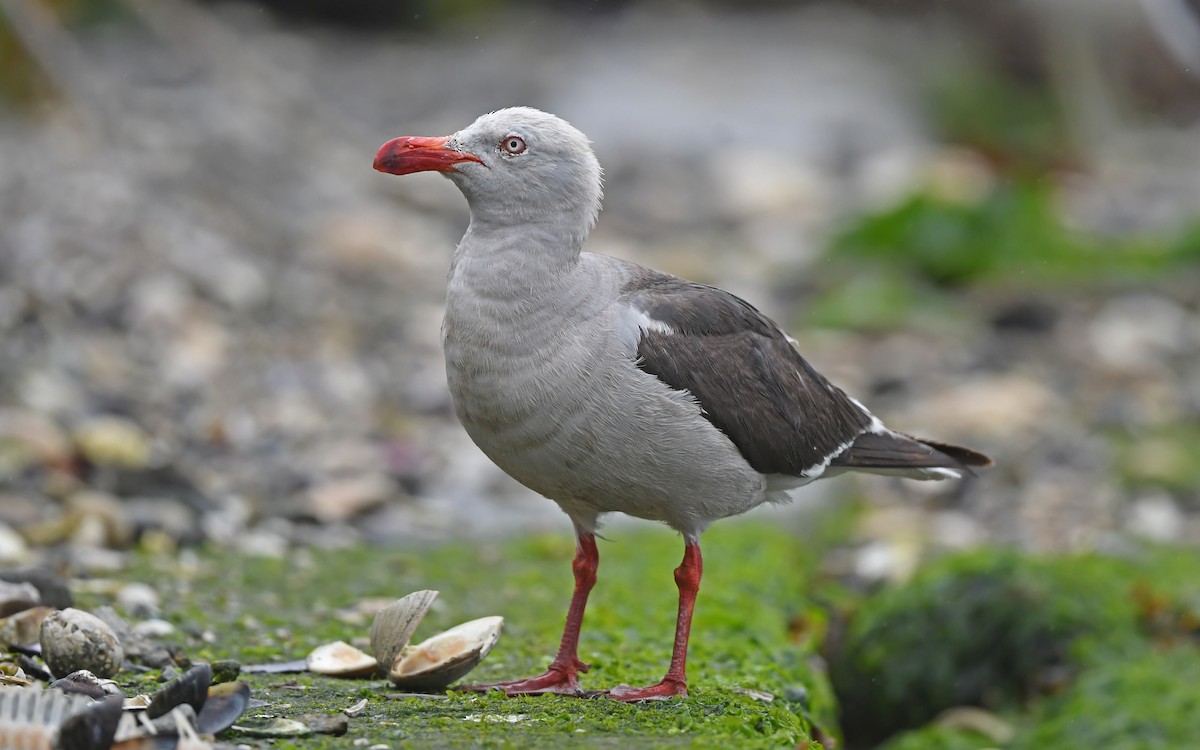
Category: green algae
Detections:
[{"x1": 98, "y1": 520, "x2": 837, "y2": 748}]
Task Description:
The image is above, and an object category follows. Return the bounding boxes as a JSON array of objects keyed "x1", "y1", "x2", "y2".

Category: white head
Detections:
[{"x1": 374, "y1": 107, "x2": 603, "y2": 244}]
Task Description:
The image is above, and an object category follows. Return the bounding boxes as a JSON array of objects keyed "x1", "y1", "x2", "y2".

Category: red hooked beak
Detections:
[{"x1": 373, "y1": 135, "x2": 483, "y2": 175}]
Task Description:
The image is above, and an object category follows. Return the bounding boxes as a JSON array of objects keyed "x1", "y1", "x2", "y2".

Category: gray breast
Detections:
[{"x1": 441, "y1": 273, "x2": 766, "y2": 534}]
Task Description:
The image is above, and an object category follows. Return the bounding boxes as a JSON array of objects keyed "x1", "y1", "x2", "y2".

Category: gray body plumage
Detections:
[{"x1": 444, "y1": 238, "x2": 770, "y2": 540}]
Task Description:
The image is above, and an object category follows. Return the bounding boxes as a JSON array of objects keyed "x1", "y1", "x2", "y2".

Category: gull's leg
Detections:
[
  {"x1": 457, "y1": 532, "x2": 598, "y2": 696},
  {"x1": 603, "y1": 540, "x2": 702, "y2": 701}
]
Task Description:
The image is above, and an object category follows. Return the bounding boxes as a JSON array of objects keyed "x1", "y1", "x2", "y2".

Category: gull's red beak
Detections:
[{"x1": 373, "y1": 135, "x2": 483, "y2": 175}]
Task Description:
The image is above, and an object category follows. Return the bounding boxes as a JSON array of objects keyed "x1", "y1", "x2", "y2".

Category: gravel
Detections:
[{"x1": 0, "y1": 2, "x2": 1197, "y2": 574}]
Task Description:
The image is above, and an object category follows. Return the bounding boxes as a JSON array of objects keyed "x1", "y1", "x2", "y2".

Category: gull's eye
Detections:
[{"x1": 500, "y1": 135, "x2": 527, "y2": 155}]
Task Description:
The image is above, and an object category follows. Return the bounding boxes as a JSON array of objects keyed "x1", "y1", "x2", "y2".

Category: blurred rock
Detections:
[
  {"x1": 0, "y1": 493, "x2": 57, "y2": 531},
  {"x1": 0, "y1": 605, "x2": 52, "y2": 648},
  {"x1": 0, "y1": 525, "x2": 31, "y2": 567},
  {"x1": 1126, "y1": 492, "x2": 1185, "y2": 543},
  {"x1": 0, "y1": 581, "x2": 39, "y2": 617},
  {"x1": 907, "y1": 374, "x2": 1063, "y2": 438},
  {"x1": 116, "y1": 583, "x2": 162, "y2": 619},
  {"x1": 66, "y1": 491, "x2": 135, "y2": 549},
  {"x1": 0, "y1": 409, "x2": 72, "y2": 474},
  {"x1": 0, "y1": 567, "x2": 72, "y2": 609},
  {"x1": 305, "y1": 473, "x2": 399, "y2": 523},
  {"x1": 1088, "y1": 294, "x2": 1191, "y2": 374},
  {"x1": 72, "y1": 417, "x2": 152, "y2": 471}
]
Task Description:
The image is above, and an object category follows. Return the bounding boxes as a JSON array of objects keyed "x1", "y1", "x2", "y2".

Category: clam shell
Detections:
[
  {"x1": 369, "y1": 590, "x2": 438, "y2": 669},
  {"x1": 388, "y1": 615, "x2": 503, "y2": 690},
  {"x1": 146, "y1": 663, "x2": 211, "y2": 720},
  {"x1": 306, "y1": 641, "x2": 377, "y2": 678},
  {"x1": 56, "y1": 693, "x2": 124, "y2": 750},
  {"x1": 195, "y1": 681, "x2": 250, "y2": 736}
]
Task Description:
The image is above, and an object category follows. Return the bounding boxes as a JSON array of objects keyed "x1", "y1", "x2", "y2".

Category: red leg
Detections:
[
  {"x1": 457, "y1": 533, "x2": 598, "y2": 696},
  {"x1": 604, "y1": 541, "x2": 702, "y2": 702}
]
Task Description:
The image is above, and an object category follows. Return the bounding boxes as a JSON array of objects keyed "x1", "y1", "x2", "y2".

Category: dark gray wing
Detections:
[{"x1": 622, "y1": 270, "x2": 876, "y2": 477}]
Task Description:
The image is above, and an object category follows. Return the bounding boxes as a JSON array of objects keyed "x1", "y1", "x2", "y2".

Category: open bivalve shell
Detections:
[
  {"x1": 387, "y1": 616, "x2": 504, "y2": 690},
  {"x1": 369, "y1": 590, "x2": 438, "y2": 671},
  {"x1": 368, "y1": 590, "x2": 503, "y2": 690},
  {"x1": 306, "y1": 641, "x2": 377, "y2": 678}
]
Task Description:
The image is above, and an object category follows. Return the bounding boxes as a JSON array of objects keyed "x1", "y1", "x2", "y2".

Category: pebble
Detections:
[
  {"x1": 1126, "y1": 493, "x2": 1185, "y2": 543},
  {"x1": 0, "y1": 524, "x2": 30, "y2": 566},
  {"x1": 0, "y1": 567, "x2": 73, "y2": 609},
  {"x1": 234, "y1": 718, "x2": 313, "y2": 737},
  {"x1": 0, "y1": 581, "x2": 39, "y2": 617},
  {"x1": 116, "y1": 582, "x2": 161, "y2": 618},
  {"x1": 211, "y1": 659, "x2": 242, "y2": 684},
  {"x1": 297, "y1": 712, "x2": 350, "y2": 736},
  {"x1": 0, "y1": 408, "x2": 72, "y2": 472},
  {"x1": 1087, "y1": 294, "x2": 1190, "y2": 374},
  {"x1": 904, "y1": 374, "x2": 1062, "y2": 438},
  {"x1": 0, "y1": 495, "x2": 47, "y2": 534},
  {"x1": 0, "y1": 606, "x2": 52, "y2": 647},
  {"x1": 71, "y1": 416, "x2": 153, "y2": 470},
  {"x1": 132, "y1": 618, "x2": 176, "y2": 639},
  {"x1": 66, "y1": 490, "x2": 135, "y2": 549},
  {"x1": 40, "y1": 608, "x2": 125, "y2": 679},
  {"x1": 305, "y1": 473, "x2": 399, "y2": 523}
]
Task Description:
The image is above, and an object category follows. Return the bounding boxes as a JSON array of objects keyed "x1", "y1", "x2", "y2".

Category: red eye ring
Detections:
[{"x1": 500, "y1": 135, "x2": 527, "y2": 155}]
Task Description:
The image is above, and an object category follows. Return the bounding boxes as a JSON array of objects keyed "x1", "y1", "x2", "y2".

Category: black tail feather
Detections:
[{"x1": 829, "y1": 431, "x2": 992, "y2": 472}]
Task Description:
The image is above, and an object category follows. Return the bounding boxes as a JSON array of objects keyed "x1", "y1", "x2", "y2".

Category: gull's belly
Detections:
[{"x1": 443, "y1": 322, "x2": 766, "y2": 531}]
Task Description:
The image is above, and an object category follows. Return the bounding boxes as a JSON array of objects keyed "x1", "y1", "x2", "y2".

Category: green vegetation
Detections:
[
  {"x1": 804, "y1": 177, "x2": 1200, "y2": 331},
  {"x1": 833, "y1": 181, "x2": 1200, "y2": 287},
  {"x1": 97, "y1": 521, "x2": 836, "y2": 749}
]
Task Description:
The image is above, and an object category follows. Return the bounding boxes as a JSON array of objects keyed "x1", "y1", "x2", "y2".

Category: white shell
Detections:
[
  {"x1": 388, "y1": 615, "x2": 504, "y2": 690},
  {"x1": 369, "y1": 590, "x2": 438, "y2": 670},
  {"x1": 306, "y1": 641, "x2": 378, "y2": 678}
]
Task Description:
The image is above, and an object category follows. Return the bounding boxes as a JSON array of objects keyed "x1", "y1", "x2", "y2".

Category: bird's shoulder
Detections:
[{"x1": 612, "y1": 262, "x2": 781, "y2": 339}]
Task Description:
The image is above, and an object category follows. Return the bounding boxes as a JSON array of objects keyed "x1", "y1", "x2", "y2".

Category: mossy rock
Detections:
[
  {"x1": 828, "y1": 551, "x2": 1142, "y2": 747},
  {"x1": 829, "y1": 546, "x2": 1200, "y2": 749}
]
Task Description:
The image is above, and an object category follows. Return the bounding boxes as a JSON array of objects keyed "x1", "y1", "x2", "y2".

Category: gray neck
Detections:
[{"x1": 452, "y1": 215, "x2": 583, "y2": 283}]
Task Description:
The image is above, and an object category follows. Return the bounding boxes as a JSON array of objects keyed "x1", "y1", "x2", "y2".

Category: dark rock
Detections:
[
  {"x1": 0, "y1": 567, "x2": 73, "y2": 608},
  {"x1": 990, "y1": 298, "x2": 1059, "y2": 333}
]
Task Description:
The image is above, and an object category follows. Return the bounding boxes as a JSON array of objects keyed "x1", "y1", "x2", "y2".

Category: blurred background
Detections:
[{"x1": 1, "y1": 0, "x2": 1199, "y2": 569}]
